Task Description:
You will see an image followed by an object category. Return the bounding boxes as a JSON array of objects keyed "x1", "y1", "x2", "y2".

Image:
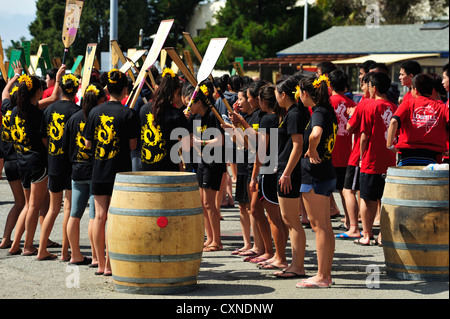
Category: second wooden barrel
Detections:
[
  {"x1": 107, "y1": 172, "x2": 204, "y2": 294},
  {"x1": 380, "y1": 166, "x2": 449, "y2": 281}
]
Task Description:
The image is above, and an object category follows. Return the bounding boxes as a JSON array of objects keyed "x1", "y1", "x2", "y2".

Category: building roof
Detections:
[{"x1": 277, "y1": 23, "x2": 450, "y2": 57}]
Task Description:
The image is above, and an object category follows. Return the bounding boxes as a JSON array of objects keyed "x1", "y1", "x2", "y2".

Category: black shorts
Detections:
[
  {"x1": 277, "y1": 169, "x2": 301, "y2": 199},
  {"x1": 92, "y1": 182, "x2": 115, "y2": 196},
  {"x1": 4, "y1": 160, "x2": 20, "y2": 182},
  {"x1": 196, "y1": 165, "x2": 224, "y2": 191},
  {"x1": 20, "y1": 166, "x2": 48, "y2": 189},
  {"x1": 359, "y1": 172, "x2": 385, "y2": 201},
  {"x1": 259, "y1": 173, "x2": 278, "y2": 204},
  {"x1": 334, "y1": 166, "x2": 347, "y2": 191},
  {"x1": 48, "y1": 174, "x2": 72, "y2": 193},
  {"x1": 343, "y1": 165, "x2": 360, "y2": 191},
  {"x1": 235, "y1": 174, "x2": 249, "y2": 203}
]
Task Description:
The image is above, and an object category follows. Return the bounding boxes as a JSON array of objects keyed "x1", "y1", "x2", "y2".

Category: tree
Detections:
[
  {"x1": 28, "y1": 0, "x2": 149, "y2": 69},
  {"x1": 191, "y1": 0, "x2": 329, "y2": 69}
]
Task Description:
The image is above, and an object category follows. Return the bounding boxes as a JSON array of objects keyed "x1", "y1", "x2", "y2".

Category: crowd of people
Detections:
[{"x1": 0, "y1": 56, "x2": 448, "y2": 289}]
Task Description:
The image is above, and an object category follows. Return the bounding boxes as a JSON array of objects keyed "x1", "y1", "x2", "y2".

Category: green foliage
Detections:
[
  {"x1": 28, "y1": 0, "x2": 149, "y2": 69},
  {"x1": 192, "y1": 0, "x2": 329, "y2": 69}
]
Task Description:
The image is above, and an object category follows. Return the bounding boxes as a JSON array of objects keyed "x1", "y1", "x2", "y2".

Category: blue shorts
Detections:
[
  {"x1": 70, "y1": 180, "x2": 95, "y2": 219},
  {"x1": 300, "y1": 178, "x2": 336, "y2": 197}
]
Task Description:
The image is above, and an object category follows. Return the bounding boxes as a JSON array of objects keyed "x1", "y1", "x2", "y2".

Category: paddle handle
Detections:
[{"x1": 62, "y1": 48, "x2": 69, "y2": 65}]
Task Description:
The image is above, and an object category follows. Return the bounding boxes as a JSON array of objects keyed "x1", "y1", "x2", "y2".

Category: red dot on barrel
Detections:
[{"x1": 157, "y1": 217, "x2": 168, "y2": 228}]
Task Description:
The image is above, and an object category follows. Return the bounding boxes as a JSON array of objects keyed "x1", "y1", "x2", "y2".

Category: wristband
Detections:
[
  {"x1": 387, "y1": 145, "x2": 395, "y2": 150},
  {"x1": 15, "y1": 73, "x2": 21, "y2": 77},
  {"x1": 251, "y1": 178, "x2": 258, "y2": 182},
  {"x1": 282, "y1": 175, "x2": 290, "y2": 179}
]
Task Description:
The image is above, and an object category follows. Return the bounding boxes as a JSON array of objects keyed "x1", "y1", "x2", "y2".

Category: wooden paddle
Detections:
[
  {"x1": 125, "y1": 19, "x2": 174, "y2": 109},
  {"x1": 183, "y1": 32, "x2": 234, "y2": 115},
  {"x1": 164, "y1": 47, "x2": 223, "y2": 125},
  {"x1": 80, "y1": 43, "x2": 97, "y2": 99},
  {"x1": 61, "y1": 0, "x2": 84, "y2": 65},
  {"x1": 184, "y1": 38, "x2": 228, "y2": 119}
]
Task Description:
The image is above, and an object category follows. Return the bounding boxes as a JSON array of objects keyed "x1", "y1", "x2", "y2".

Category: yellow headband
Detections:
[
  {"x1": 292, "y1": 85, "x2": 301, "y2": 101},
  {"x1": 85, "y1": 84, "x2": 100, "y2": 96},
  {"x1": 200, "y1": 85, "x2": 209, "y2": 96},
  {"x1": 313, "y1": 75, "x2": 330, "y2": 89},
  {"x1": 18, "y1": 74, "x2": 33, "y2": 91},
  {"x1": 108, "y1": 68, "x2": 121, "y2": 84},
  {"x1": 62, "y1": 74, "x2": 79, "y2": 87},
  {"x1": 162, "y1": 67, "x2": 176, "y2": 78}
]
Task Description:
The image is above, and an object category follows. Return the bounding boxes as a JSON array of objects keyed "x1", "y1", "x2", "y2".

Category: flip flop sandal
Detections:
[
  {"x1": 69, "y1": 256, "x2": 92, "y2": 266},
  {"x1": 258, "y1": 263, "x2": 285, "y2": 270},
  {"x1": 296, "y1": 279, "x2": 331, "y2": 288},
  {"x1": 335, "y1": 233, "x2": 361, "y2": 239},
  {"x1": 353, "y1": 238, "x2": 372, "y2": 246},
  {"x1": 249, "y1": 257, "x2": 267, "y2": 264},
  {"x1": 274, "y1": 271, "x2": 308, "y2": 279},
  {"x1": 36, "y1": 254, "x2": 58, "y2": 261},
  {"x1": 238, "y1": 250, "x2": 258, "y2": 257}
]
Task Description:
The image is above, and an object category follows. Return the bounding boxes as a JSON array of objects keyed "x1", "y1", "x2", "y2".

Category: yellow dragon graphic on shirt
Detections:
[
  {"x1": 10, "y1": 115, "x2": 30, "y2": 153},
  {"x1": 94, "y1": 114, "x2": 120, "y2": 160},
  {"x1": 1, "y1": 110, "x2": 13, "y2": 143},
  {"x1": 75, "y1": 121, "x2": 90, "y2": 160},
  {"x1": 141, "y1": 113, "x2": 166, "y2": 164},
  {"x1": 47, "y1": 112, "x2": 65, "y2": 155}
]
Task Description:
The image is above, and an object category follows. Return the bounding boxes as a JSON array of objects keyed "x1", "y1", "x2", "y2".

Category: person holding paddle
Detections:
[
  {"x1": 83, "y1": 69, "x2": 139, "y2": 275},
  {"x1": 189, "y1": 80, "x2": 226, "y2": 252}
]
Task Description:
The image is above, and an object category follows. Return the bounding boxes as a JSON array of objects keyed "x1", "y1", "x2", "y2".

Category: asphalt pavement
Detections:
[{"x1": 0, "y1": 168, "x2": 448, "y2": 311}]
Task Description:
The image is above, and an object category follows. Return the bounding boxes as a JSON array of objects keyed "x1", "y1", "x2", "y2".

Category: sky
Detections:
[{"x1": 0, "y1": 0, "x2": 37, "y2": 59}]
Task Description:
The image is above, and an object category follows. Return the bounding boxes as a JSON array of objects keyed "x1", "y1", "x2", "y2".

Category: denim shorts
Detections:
[
  {"x1": 300, "y1": 178, "x2": 336, "y2": 197},
  {"x1": 70, "y1": 180, "x2": 95, "y2": 219}
]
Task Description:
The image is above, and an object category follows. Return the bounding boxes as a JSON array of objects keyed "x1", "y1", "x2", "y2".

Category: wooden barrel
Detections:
[
  {"x1": 107, "y1": 172, "x2": 204, "y2": 294},
  {"x1": 380, "y1": 166, "x2": 449, "y2": 281}
]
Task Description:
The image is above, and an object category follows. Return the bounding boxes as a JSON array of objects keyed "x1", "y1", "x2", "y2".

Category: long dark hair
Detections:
[
  {"x1": 16, "y1": 75, "x2": 41, "y2": 119},
  {"x1": 82, "y1": 83, "x2": 106, "y2": 120},
  {"x1": 193, "y1": 79, "x2": 215, "y2": 109},
  {"x1": 259, "y1": 85, "x2": 285, "y2": 120},
  {"x1": 152, "y1": 69, "x2": 182, "y2": 124},
  {"x1": 299, "y1": 74, "x2": 332, "y2": 110},
  {"x1": 61, "y1": 74, "x2": 79, "y2": 99},
  {"x1": 106, "y1": 69, "x2": 127, "y2": 96}
]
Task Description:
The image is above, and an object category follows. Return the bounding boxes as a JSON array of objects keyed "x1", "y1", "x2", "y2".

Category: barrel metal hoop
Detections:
[
  {"x1": 385, "y1": 178, "x2": 449, "y2": 185},
  {"x1": 387, "y1": 167, "x2": 449, "y2": 178},
  {"x1": 109, "y1": 251, "x2": 203, "y2": 263},
  {"x1": 113, "y1": 185, "x2": 199, "y2": 193},
  {"x1": 385, "y1": 262, "x2": 449, "y2": 272},
  {"x1": 109, "y1": 207, "x2": 203, "y2": 217},
  {"x1": 383, "y1": 240, "x2": 449, "y2": 251},
  {"x1": 112, "y1": 275, "x2": 198, "y2": 284},
  {"x1": 381, "y1": 197, "x2": 449, "y2": 207},
  {"x1": 115, "y1": 173, "x2": 197, "y2": 185}
]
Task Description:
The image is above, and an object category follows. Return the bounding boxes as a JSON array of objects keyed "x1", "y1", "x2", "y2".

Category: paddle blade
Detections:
[
  {"x1": 196, "y1": 38, "x2": 228, "y2": 83},
  {"x1": 62, "y1": 0, "x2": 84, "y2": 48}
]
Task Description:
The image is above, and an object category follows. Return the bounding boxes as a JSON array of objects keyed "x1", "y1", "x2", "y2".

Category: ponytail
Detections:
[
  {"x1": 300, "y1": 74, "x2": 332, "y2": 110},
  {"x1": 152, "y1": 68, "x2": 182, "y2": 124},
  {"x1": 16, "y1": 75, "x2": 41, "y2": 119},
  {"x1": 82, "y1": 83, "x2": 106, "y2": 120}
]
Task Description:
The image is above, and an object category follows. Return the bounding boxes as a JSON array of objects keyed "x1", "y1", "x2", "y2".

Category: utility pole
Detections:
[
  {"x1": 303, "y1": 0, "x2": 308, "y2": 41},
  {"x1": 110, "y1": 0, "x2": 118, "y2": 68}
]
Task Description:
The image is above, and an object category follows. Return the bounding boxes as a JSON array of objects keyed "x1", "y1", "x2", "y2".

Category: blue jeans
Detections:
[{"x1": 70, "y1": 180, "x2": 95, "y2": 219}]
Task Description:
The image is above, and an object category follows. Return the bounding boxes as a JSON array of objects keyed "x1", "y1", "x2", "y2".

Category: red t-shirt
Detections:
[
  {"x1": 331, "y1": 93, "x2": 356, "y2": 167},
  {"x1": 394, "y1": 96, "x2": 449, "y2": 153},
  {"x1": 347, "y1": 98, "x2": 371, "y2": 167},
  {"x1": 402, "y1": 90, "x2": 413, "y2": 103},
  {"x1": 42, "y1": 86, "x2": 55, "y2": 99},
  {"x1": 360, "y1": 99, "x2": 397, "y2": 174}
]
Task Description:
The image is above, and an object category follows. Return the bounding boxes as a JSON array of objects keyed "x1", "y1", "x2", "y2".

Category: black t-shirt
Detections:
[
  {"x1": 83, "y1": 101, "x2": 140, "y2": 183},
  {"x1": 194, "y1": 108, "x2": 226, "y2": 172},
  {"x1": 40, "y1": 100, "x2": 80, "y2": 176},
  {"x1": 277, "y1": 104, "x2": 309, "y2": 170},
  {"x1": 245, "y1": 108, "x2": 265, "y2": 174},
  {"x1": 1, "y1": 98, "x2": 17, "y2": 161},
  {"x1": 301, "y1": 105, "x2": 338, "y2": 183},
  {"x1": 139, "y1": 102, "x2": 189, "y2": 172},
  {"x1": 259, "y1": 112, "x2": 279, "y2": 172},
  {"x1": 10, "y1": 105, "x2": 47, "y2": 171},
  {"x1": 63, "y1": 109, "x2": 93, "y2": 181}
]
